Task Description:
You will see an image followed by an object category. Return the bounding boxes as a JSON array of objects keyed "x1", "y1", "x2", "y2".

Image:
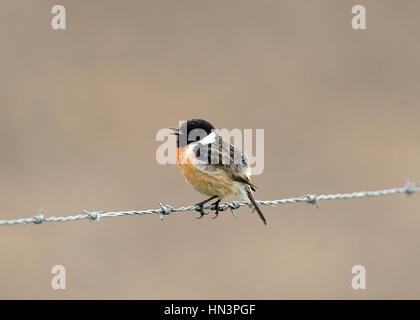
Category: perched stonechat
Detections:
[{"x1": 171, "y1": 119, "x2": 266, "y2": 225}]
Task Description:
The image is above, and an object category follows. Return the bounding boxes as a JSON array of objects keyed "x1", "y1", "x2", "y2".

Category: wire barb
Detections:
[
  {"x1": 303, "y1": 195, "x2": 320, "y2": 208},
  {"x1": 0, "y1": 180, "x2": 419, "y2": 227},
  {"x1": 158, "y1": 202, "x2": 172, "y2": 221},
  {"x1": 82, "y1": 210, "x2": 102, "y2": 222},
  {"x1": 32, "y1": 209, "x2": 44, "y2": 224},
  {"x1": 404, "y1": 180, "x2": 416, "y2": 196}
]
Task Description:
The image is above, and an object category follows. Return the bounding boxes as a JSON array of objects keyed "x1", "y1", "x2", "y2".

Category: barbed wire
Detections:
[{"x1": 0, "y1": 180, "x2": 419, "y2": 227}]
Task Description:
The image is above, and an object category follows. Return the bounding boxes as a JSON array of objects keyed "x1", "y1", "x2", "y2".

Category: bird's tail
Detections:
[{"x1": 245, "y1": 187, "x2": 267, "y2": 225}]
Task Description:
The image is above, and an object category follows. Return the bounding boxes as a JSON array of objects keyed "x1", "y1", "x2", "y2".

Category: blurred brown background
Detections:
[{"x1": 0, "y1": 0, "x2": 419, "y2": 299}]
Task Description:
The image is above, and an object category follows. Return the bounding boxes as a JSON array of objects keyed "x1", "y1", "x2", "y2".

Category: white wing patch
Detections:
[{"x1": 199, "y1": 131, "x2": 216, "y2": 145}]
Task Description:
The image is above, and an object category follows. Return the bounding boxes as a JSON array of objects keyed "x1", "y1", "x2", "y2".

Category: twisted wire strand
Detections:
[{"x1": 0, "y1": 180, "x2": 419, "y2": 227}]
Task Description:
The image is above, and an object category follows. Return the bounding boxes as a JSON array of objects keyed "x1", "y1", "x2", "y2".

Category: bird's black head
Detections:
[{"x1": 171, "y1": 119, "x2": 215, "y2": 148}]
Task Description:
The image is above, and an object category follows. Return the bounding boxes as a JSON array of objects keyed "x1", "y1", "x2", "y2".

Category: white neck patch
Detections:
[{"x1": 199, "y1": 131, "x2": 216, "y2": 145}]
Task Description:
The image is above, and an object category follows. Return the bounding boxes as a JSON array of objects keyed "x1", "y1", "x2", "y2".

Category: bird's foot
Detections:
[
  {"x1": 211, "y1": 199, "x2": 221, "y2": 219},
  {"x1": 194, "y1": 196, "x2": 218, "y2": 220},
  {"x1": 195, "y1": 202, "x2": 208, "y2": 219}
]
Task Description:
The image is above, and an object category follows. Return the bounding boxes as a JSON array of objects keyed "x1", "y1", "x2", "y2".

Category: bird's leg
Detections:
[
  {"x1": 195, "y1": 195, "x2": 218, "y2": 219},
  {"x1": 211, "y1": 199, "x2": 221, "y2": 219}
]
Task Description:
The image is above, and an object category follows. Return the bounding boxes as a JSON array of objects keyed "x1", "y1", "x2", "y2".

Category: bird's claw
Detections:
[
  {"x1": 195, "y1": 196, "x2": 221, "y2": 219},
  {"x1": 195, "y1": 203, "x2": 208, "y2": 219},
  {"x1": 211, "y1": 199, "x2": 221, "y2": 220}
]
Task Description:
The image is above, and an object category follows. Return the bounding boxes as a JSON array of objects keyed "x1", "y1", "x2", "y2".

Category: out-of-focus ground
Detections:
[{"x1": 0, "y1": 0, "x2": 419, "y2": 299}]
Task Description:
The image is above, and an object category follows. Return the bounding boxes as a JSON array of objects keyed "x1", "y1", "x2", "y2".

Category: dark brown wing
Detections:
[
  {"x1": 231, "y1": 174, "x2": 257, "y2": 191},
  {"x1": 193, "y1": 135, "x2": 257, "y2": 191}
]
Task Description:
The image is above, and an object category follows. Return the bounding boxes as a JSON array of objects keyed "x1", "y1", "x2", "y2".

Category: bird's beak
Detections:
[{"x1": 169, "y1": 127, "x2": 180, "y2": 135}]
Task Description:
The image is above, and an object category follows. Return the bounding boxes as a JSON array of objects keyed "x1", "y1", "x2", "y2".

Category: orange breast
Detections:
[{"x1": 176, "y1": 146, "x2": 235, "y2": 198}]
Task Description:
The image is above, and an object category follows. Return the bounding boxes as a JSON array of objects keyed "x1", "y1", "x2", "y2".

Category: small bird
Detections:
[{"x1": 171, "y1": 119, "x2": 267, "y2": 225}]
